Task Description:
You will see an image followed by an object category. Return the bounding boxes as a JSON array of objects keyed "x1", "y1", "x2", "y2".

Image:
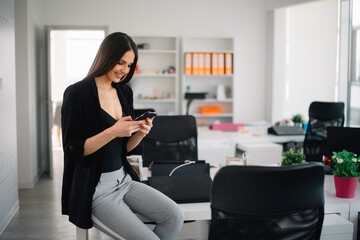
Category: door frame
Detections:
[{"x1": 43, "y1": 25, "x2": 108, "y2": 178}]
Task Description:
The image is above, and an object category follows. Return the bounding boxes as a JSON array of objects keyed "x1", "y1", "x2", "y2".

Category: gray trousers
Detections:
[{"x1": 92, "y1": 167, "x2": 184, "y2": 240}]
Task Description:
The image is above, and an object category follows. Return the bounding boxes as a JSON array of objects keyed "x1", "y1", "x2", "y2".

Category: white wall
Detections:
[
  {"x1": 0, "y1": 0, "x2": 19, "y2": 235},
  {"x1": 266, "y1": 0, "x2": 321, "y2": 10},
  {"x1": 271, "y1": 8, "x2": 288, "y2": 122},
  {"x1": 286, "y1": 0, "x2": 338, "y2": 118},
  {"x1": 15, "y1": 0, "x2": 44, "y2": 188},
  {"x1": 39, "y1": 0, "x2": 268, "y2": 123},
  {"x1": 353, "y1": 0, "x2": 360, "y2": 27},
  {"x1": 271, "y1": 0, "x2": 338, "y2": 123}
]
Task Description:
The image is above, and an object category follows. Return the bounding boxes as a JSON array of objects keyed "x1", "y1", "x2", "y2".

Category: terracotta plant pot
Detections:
[{"x1": 334, "y1": 175, "x2": 359, "y2": 198}]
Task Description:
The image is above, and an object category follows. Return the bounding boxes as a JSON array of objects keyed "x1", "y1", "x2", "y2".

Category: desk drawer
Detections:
[{"x1": 321, "y1": 214, "x2": 353, "y2": 240}]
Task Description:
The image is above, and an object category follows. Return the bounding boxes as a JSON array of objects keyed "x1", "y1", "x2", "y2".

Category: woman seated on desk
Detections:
[{"x1": 61, "y1": 32, "x2": 184, "y2": 240}]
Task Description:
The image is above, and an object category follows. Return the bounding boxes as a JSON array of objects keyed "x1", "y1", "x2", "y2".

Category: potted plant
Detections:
[
  {"x1": 291, "y1": 113, "x2": 304, "y2": 127},
  {"x1": 281, "y1": 148, "x2": 307, "y2": 166},
  {"x1": 331, "y1": 150, "x2": 360, "y2": 198}
]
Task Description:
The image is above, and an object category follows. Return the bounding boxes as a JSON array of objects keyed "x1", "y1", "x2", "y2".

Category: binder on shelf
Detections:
[
  {"x1": 225, "y1": 53, "x2": 233, "y2": 75},
  {"x1": 198, "y1": 53, "x2": 205, "y2": 75},
  {"x1": 204, "y1": 53, "x2": 211, "y2": 75},
  {"x1": 218, "y1": 53, "x2": 225, "y2": 75},
  {"x1": 211, "y1": 53, "x2": 218, "y2": 75},
  {"x1": 192, "y1": 53, "x2": 199, "y2": 75},
  {"x1": 185, "y1": 53, "x2": 192, "y2": 75}
]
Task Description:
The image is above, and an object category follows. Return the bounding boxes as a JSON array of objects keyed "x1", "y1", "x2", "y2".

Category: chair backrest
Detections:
[
  {"x1": 304, "y1": 101, "x2": 344, "y2": 162},
  {"x1": 326, "y1": 126, "x2": 360, "y2": 157},
  {"x1": 142, "y1": 115, "x2": 198, "y2": 167},
  {"x1": 209, "y1": 162, "x2": 325, "y2": 240}
]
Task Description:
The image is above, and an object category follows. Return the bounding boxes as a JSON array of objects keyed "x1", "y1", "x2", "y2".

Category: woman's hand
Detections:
[
  {"x1": 136, "y1": 117, "x2": 154, "y2": 138},
  {"x1": 110, "y1": 116, "x2": 141, "y2": 137},
  {"x1": 126, "y1": 117, "x2": 154, "y2": 152}
]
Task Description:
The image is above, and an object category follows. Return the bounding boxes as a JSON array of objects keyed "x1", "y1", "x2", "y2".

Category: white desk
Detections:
[
  {"x1": 179, "y1": 176, "x2": 352, "y2": 220},
  {"x1": 324, "y1": 175, "x2": 360, "y2": 240},
  {"x1": 77, "y1": 172, "x2": 356, "y2": 240},
  {"x1": 197, "y1": 127, "x2": 304, "y2": 165},
  {"x1": 198, "y1": 126, "x2": 305, "y2": 144}
]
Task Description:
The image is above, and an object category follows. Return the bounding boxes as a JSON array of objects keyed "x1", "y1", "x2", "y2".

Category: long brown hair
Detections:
[{"x1": 84, "y1": 32, "x2": 138, "y2": 85}]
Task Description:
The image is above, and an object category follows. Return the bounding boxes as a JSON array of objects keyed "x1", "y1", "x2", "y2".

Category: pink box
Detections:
[{"x1": 211, "y1": 123, "x2": 245, "y2": 131}]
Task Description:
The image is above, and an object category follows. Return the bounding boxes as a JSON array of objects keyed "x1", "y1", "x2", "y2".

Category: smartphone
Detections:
[{"x1": 134, "y1": 111, "x2": 157, "y2": 121}]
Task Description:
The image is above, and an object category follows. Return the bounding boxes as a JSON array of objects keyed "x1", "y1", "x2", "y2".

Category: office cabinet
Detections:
[
  {"x1": 130, "y1": 36, "x2": 179, "y2": 115},
  {"x1": 181, "y1": 37, "x2": 234, "y2": 126}
]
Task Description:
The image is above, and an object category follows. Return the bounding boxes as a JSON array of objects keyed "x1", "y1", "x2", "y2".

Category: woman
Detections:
[{"x1": 61, "y1": 32, "x2": 184, "y2": 240}]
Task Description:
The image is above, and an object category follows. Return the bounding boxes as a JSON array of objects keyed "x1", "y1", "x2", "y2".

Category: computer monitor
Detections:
[{"x1": 326, "y1": 127, "x2": 360, "y2": 157}]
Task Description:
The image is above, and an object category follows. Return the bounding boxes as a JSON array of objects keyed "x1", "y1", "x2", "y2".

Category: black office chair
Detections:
[
  {"x1": 325, "y1": 126, "x2": 360, "y2": 172},
  {"x1": 142, "y1": 115, "x2": 200, "y2": 225},
  {"x1": 209, "y1": 162, "x2": 325, "y2": 240},
  {"x1": 142, "y1": 115, "x2": 198, "y2": 167},
  {"x1": 303, "y1": 101, "x2": 344, "y2": 162},
  {"x1": 326, "y1": 127, "x2": 360, "y2": 156}
]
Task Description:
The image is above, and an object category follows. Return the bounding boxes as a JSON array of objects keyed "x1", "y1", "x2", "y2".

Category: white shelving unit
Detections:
[
  {"x1": 181, "y1": 37, "x2": 234, "y2": 126},
  {"x1": 130, "y1": 36, "x2": 179, "y2": 115}
]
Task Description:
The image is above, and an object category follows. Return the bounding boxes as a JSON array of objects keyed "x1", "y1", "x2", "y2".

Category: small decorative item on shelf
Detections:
[
  {"x1": 162, "y1": 66, "x2": 175, "y2": 74},
  {"x1": 331, "y1": 150, "x2": 360, "y2": 198},
  {"x1": 137, "y1": 43, "x2": 149, "y2": 49},
  {"x1": 154, "y1": 89, "x2": 161, "y2": 99},
  {"x1": 199, "y1": 106, "x2": 222, "y2": 115},
  {"x1": 281, "y1": 148, "x2": 307, "y2": 166},
  {"x1": 216, "y1": 84, "x2": 226, "y2": 100},
  {"x1": 140, "y1": 69, "x2": 159, "y2": 75},
  {"x1": 291, "y1": 113, "x2": 304, "y2": 127}
]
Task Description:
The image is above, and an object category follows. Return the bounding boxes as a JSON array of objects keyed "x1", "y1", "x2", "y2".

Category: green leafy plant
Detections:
[
  {"x1": 281, "y1": 148, "x2": 307, "y2": 166},
  {"x1": 331, "y1": 150, "x2": 360, "y2": 178},
  {"x1": 291, "y1": 113, "x2": 304, "y2": 123}
]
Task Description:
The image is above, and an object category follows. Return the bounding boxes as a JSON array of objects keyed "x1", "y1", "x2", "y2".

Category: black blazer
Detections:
[{"x1": 61, "y1": 78, "x2": 140, "y2": 229}]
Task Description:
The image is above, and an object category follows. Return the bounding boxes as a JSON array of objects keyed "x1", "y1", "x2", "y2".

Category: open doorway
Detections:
[{"x1": 45, "y1": 26, "x2": 107, "y2": 178}]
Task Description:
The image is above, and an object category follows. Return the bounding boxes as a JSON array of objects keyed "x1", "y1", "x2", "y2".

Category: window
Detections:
[{"x1": 349, "y1": 0, "x2": 360, "y2": 126}]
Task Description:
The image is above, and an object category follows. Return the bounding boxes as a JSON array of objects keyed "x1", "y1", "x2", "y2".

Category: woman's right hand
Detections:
[{"x1": 110, "y1": 116, "x2": 141, "y2": 137}]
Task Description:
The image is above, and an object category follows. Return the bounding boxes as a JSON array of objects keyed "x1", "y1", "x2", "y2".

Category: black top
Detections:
[
  {"x1": 61, "y1": 78, "x2": 140, "y2": 229},
  {"x1": 101, "y1": 109, "x2": 124, "y2": 173}
]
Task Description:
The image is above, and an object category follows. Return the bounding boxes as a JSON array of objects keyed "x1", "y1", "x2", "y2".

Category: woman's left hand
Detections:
[
  {"x1": 127, "y1": 117, "x2": 155, "y2": 152},
  {"x1": 137, "y1": 117, "x2": 154, "y2": 137}
]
